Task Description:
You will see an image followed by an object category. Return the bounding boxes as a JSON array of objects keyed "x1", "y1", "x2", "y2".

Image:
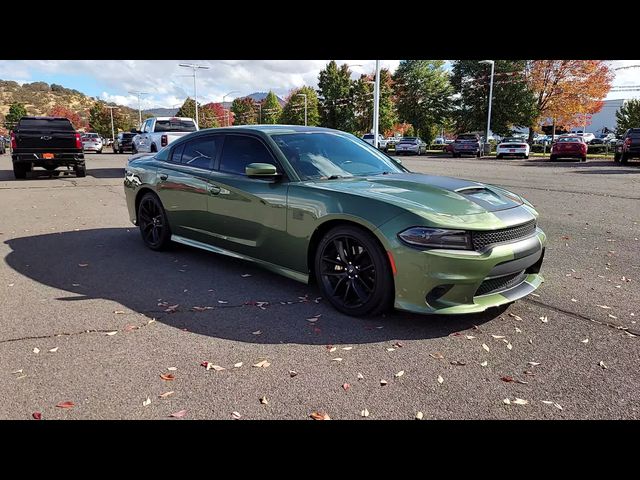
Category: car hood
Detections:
[{"x1": 304, "y1": 173, "x2": 524, "y2": 217}]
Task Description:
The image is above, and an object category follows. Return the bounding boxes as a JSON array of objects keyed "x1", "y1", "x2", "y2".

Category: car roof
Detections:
[
  {"x1": 153, "y1": 117, "x2": 195, "y2": 121},
  {"x1": 195, "y1": 124, "x2": 344, "y2": 135}
]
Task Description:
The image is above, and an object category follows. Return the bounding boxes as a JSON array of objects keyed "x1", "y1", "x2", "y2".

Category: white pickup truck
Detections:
[{"x1": 131, "y1": 117, "x2": 199, "y2": 154}]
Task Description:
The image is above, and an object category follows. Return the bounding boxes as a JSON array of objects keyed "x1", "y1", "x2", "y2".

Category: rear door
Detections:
[
  {"x1": 204, "y1": 133, "x2": 289, "y2": 265},
  {"x1": 156, "y1": 134, "x2": 221, "y2": 243}
]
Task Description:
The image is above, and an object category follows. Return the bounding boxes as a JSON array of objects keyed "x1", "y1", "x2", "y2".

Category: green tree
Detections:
[
  {"x1": 615, "y1": 99, "x2": 640, "y2": 136},
  {"x1": 230, "y1": 97, "x2": 257, "y2": 126},
  {"x1": 5, "y1": 102, "x2": 27, "y2": 130},
  {"x1": 393, "y1": 60, "x2": 452, "y2": 144},
  {"x1": 280, "y1": 86, "x2": 320, "y2": 126},
  {"x1": 451, "y1": 60, "x2": 537, "y2": 138},
  {"x1": 88, "y1": 102, "x2": 133, "y2": 137},
  {"x1": 176, "y1": 97, "x2": 197, "y2": 120},
  {"x1": 261, "y1": 91, "x2": 282, "y2": 124},
  {"x1": 352, "y1": 68, "x2": 398, "y2": 136},
  {"x1": 317, "y1": 61, "x2": 356, "y2": 132},
  {"x1": 198, "y1": 104, "x2": 220, "y2": 129}
]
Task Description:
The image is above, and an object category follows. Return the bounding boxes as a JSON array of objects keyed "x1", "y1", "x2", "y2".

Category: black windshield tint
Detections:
[
  {"x1": 154, "y1": 119, "x2": 197, "y2": 132},
  {"x1": 272, "y1": 132, "x2": 404, "y2": 180}
]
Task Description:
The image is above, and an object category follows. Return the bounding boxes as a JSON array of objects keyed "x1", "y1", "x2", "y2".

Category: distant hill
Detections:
[
  {"x1": 142, "y1": 107, "x2": 179, "y2": 117},
  {"x1": 0, "y1": 79, "x2": 140, "y2": 132}
]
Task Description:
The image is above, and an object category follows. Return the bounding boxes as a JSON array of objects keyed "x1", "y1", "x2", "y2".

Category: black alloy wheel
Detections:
[
  {"x1": 315, "y1": 226, "x2": 393, "y2": 316},
  {"x1": 137, "y1": 192, "x2": 171, "y2": 250}
]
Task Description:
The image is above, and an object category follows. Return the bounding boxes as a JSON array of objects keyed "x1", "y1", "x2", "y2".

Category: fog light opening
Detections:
[{"x1": 426, "y1": 284, "x2": 454, "y2": 306}]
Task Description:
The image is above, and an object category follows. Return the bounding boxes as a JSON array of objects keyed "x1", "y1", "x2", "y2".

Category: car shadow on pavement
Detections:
[
  {"x1": 0, "y1": 168, "x2": 80, "y2": 181},
  {"x1": 4, "y1": 228, "x2": 506, "y2": 345},
  {"x1": 519, "y1": 159, "x2": 614, "y2": 168},
  {"x1": 89, "y1": 168, "x2": 126, "y2": 179}
]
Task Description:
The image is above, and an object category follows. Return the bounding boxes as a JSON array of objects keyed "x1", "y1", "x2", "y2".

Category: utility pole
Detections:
[
  {"x1": 106, "y1": 106, "x2": 117, "y2": 143},
  {"x1": 373, "y1": 60, "x2": 381, "y2": 148},
  {"x1": 128, "y1": 91, "x2": 148, "y2": 125},
  {"x1": 178, "y1": 63, "x2": 210, "y2": 127}
]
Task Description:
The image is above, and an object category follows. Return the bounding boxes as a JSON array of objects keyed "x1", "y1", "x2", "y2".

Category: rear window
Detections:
[
  {"x1": 557, "y1": 137, "x2": 581, "y2": 143},
  {"x1": 122, "y1": 133, "x2": 135, "y2": 140},
  {"x1": 628, "y1": 129, "x2": 640, "y2": 137},
  {"x1": 18, "y1": 118, "x2": 74, "y2": 131},
  {"x1": 154, "y1": 119, "x2": 197, "y2": 133},
  {"x1": 456, "y1": 134, "x2": 477, "y2": 140},
  {"x1": 84, "y1": 133, "x2": 99, "y2": 138},
  {"x1": 400, "y1": 137, "x2": 417, "y2": 142},
  {"x1": 363, "y1": 134, "x2": 374, "y2": 139}
]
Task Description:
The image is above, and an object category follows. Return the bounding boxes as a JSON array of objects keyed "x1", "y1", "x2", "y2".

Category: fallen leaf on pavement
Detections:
[
  {"x1": 167, "y1": 367, "x2": 177, "y2": 371},
  {"x1": 310, "y1": 411, "x2": 330, "y2": 420},
  {"x1": 429, "y1": 352, "x2": 444, "y2": 359},
  {"x1": 540, "y1": 316, "x2": 548, "y2": 323},
  {"x1": 415, "y1": 412, "x2": 424, "y2": 420},
  {"x1": 361, "y1": 409, "x2": 369, "y2": 418},
  {"x1": 450, "y1": 360, "x2": 466, "y2": 366},
  {"x1": 78, "y1": 263, "x2": 89, "y2": 267},
  {"x1": 331, "y1": 358, "x2": 343, "y2": 362},
  {"x1": 33, "y1": 347, "x2": 40, "y2": 354},
  {"x1": 114, "y1": 310, "x2": 125, "y2": 314},
  {"x1": 528, "y1": 362, "x2": 541, "y2": 366},
  {"x1": 160, "y1": 374, "x2": 175, "y2": 381},
  {"x1": 386, "y1": 348, "x2": 396, "y2": 352},
  {"x1": 252, "y1": 330, "x2": 262, "y2": 335},
  {"x1": 234, "y1": 362, "x2": 243, "y2": 368},
  {"x1": 241, "y1": 274, "x2": 252, "y2": 278},
  {"x1": 207, "y1": 364, "x2": 225, "y2": 371},
  {"x1": 259, "y1": 396, "x2": 269, "y2": 405},
  {"x1": 595, "y1": 304, "x2": 612, "y2": 310},
  {"x1": 11, "y1": 369, "x2": 23, "y2": 374},
  {"x1": 465, "y1": 335, "x2": 476, "y2": 340},
  {"x1": 48, "y1": 347, "x2": 58, "y2": 353},
  {"x1": 329, "y1": 347, "x2": 337, "y2": 353},
  {"x1": 508, "y1": 313, "x2": 523, "y2": 321},
  {"x1": 143, "y1": 397, "x2": 151, "y2": 407},
  {"x1": 515, "y1": 327, "x2": 522, "y2": 333},
  {"x1": 581, "y1": 338, "x2": 589, "y2": 344},
  {"x1": 437, "y1": 375, "x2": 444, "y2": 384},
  {"x1": 169, "y1": 410, "x2": 187, "y2": 418},
  {"x1": 512, "y1": 398, "x2": 528, "y2": 405},
  {"x1": 491, "y1": 335, "x2": 505, "y2": 339},
  {"x1": 159, "y1": 391, "x2": 174, "y2": 398},
  {"x1": 342, "y1": 346, "x2": 353, "y2": 351},
  {"x1": 357, "y1": 372, "x2": 364, "y2": 380},
  {"x1": 571, "y1": 298, "x2": 578, "y2": 302},
  {"x1": 56, "y1": 401, "x2": 75, "y2": 409},
  {"x1": 501, "y1": 376, "x2": 515, "y2": 383},
  {"x1": 393, "y1": 342, "x2": 404, "y2": 348},
  {"x1": 380, "y1": 379, "x2": 388, "y2": 386},
  {"x1": 480, "y1": 361, "x2": 488, "y2": 367},
  {"x1": 503, "y1": 398, "x2": 511, "y2": 405},
  {"x1": 253, "y1": 360, "x2": 271, "y2": 368},
  {"x1": 599, "y1": 361, "x2": 607, "y2": 369},
  {"x1": 342, "y1": 383, "x2": 350, "y2": 391},
  {"x1": 482, "y1": 343, "x2": 490, "y2": 352},
  {"x1": 32, "y1": 412, "x2": 42, "y2": 420},
  {"x1": 506, "y1": 343, "x2": 513, "y2": 350},
  {"x1": 289, "y1": 370, "x2": 298, "y2": 377},
  {"x1": 394, "y1": 370, "x2": 405, "y2": 377},
  {"x1": 105, "y1": 331, "x2": 118, "y2": 336},
  {"x1": 217, "y1": 300, "x2": 228, "y2": 304}
]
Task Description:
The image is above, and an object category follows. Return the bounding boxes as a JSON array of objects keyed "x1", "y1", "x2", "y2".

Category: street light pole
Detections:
[
  {"x1": 222, "y1": 91, "x2": 239, "y2": 127},
  {"x1": 479, "y1": 60, "x2": 495, "y2": 153},
  {"x1": 254, "y1": 102, "x2": 262, "y2": 124},
  {"x1": 128, "y1": 91, "x2": 149, "y2": 125},
  {"x1": 296, "y1": 93, "x2": 308, "y2": 126},
  {"x1": 178, "y1": 63, "x2": 210, "y2": 127},
  {"x1": 373, "y1": 60, "x2": 381, "y2": 149},
  {"x1": 106, "y1": 106, "x2": 117, "y2": 143}
]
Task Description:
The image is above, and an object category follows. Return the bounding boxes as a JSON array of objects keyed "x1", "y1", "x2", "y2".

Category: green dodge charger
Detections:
[{"x1": 124, "y1": 125, "x2": 545, "y2": 316}]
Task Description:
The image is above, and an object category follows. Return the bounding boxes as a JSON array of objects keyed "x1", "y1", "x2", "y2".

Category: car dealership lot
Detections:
[{"x1": 0, "y1": 152, "x2": 638, "y2": 419}]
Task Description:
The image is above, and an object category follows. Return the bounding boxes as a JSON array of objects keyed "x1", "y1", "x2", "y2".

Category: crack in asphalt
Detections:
[{"x1": 523, "y1": 297, "x2": 640, "y2": 336}]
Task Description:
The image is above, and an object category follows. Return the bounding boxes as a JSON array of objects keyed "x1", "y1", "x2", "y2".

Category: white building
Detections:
[{"x1": 587, "y1": 99, "x2": 625, "y2": 134}]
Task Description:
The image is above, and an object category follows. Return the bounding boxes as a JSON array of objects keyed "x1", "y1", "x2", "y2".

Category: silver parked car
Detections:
[
  {"x1": 394, "y1": 137, "x2": 426, "y2": 155},
  {"x1": 82, "y1": 133, "x2": 103, "y2": 153}
]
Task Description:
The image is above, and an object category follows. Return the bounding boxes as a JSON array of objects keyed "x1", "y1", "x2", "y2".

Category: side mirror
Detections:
[
  {"x1": 130, "y1": 128, "x2": 138, "y2": 134},
  {"x1": 246, "y1": 163, "x2": 279, "y2": 178}
]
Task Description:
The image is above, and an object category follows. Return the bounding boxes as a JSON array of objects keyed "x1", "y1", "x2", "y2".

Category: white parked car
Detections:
[
  {"x1": 496, "y1": 136, "x2": 530, "y2": 159},
  {"x1": 569, "y1": 130, "x2": 595, "y2": 144},
  {"x1": 132, "y1": 117, "x2": 199, "y2": 154},
  {"x1": 362, "y1": 133, "x2": 388, "y2": 151},
  {"x1": 82, "y1": 132, "x2": 103, "y2": 153}
]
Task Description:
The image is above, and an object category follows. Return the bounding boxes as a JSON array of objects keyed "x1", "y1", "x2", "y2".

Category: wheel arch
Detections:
[{"x1": 134, "y1": 186, "x2": 159, "y2": 224}]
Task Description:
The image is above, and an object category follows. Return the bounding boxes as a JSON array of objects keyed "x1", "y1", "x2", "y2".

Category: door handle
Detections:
[
  {"x1": 208, "y1": 185, "x2": 221, "y2": 195},
  {"x1": 159, "y1": 174, "x2": 168, "y2": 181}
]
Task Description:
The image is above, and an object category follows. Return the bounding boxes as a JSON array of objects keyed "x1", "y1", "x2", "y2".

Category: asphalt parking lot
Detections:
[{"x1": 0, "y1": 151, "x2": 638, "y2": 420}]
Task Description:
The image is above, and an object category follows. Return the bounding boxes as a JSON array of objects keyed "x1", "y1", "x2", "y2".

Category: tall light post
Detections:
[
  {"x1": 479, "y1": 60, "x2": 495, "y2": 154},
  {"x1": 222, "y1": 90, "x2": 239, "y2": 127},
  {"x1": 128, "y1": 91, "x2": 149, "y2": 125},
  {"x1": 296, "y1": 93, "x2": 308, "y2": 126},
  {"x1": 106, "y1": 106, "x2": 117, "y2": 143},
  {"x1": 254, "y1": 102, "x2": 262, "y2": 124},
  {"x1": 178, "y1": 63, "x2": 210, "y2": 127},
  {"x1": 372, "y1": 60, "x2": 381, "y2": 148}
]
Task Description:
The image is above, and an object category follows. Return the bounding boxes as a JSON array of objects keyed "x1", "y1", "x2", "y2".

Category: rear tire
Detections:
[
  {"x1": 13, "y1": 162, "x2": 29, "y2": 179},
  {"x1": 75, "y1": 164, "x2": 86, "y2": 177},
  {"x1": 314, "y1": 225, "x2": 393, "y2": 317},
  {"x1": 580, "y1": 156, "x2": 587, "y2": 162},
  {"x1": 620, "y1": 153, "x2": 628, "y2": 165},
  {"x1": 138, "y1": 192, "x2": 172, "y2": 251},
  {"x1": 496, "y1": 154, "x2": 503, "y2": 159},
  {"x1": 549, "y1": 155, "x2": 557, "y2": 162},
  {"x1": 613, "y1": 152, "x2": 620, "y2": 162},
  {"x1": 524, "y1": 155, "x2": 529, "y2": 159}
]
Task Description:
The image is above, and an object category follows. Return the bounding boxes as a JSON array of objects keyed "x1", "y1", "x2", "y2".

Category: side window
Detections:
[
  {"x1": 143, "y1": 119, "x2": 152, "y2": 133},
  {"x1": 219, "y1": 135, "x2": 274, "y2": 175},
  {"x1": 170, "y1": 143, "x2": 185, "y2": 164},
  {"x1": 181, "y1": 136, "x2": 218, "y2": 170}
]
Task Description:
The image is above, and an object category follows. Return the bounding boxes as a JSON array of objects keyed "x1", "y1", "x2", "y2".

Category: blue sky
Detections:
[{"x1": 0, "y1": 60, "x2": 637, "y2": 109}]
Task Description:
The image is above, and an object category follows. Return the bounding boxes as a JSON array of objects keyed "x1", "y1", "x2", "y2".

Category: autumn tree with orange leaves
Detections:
[
  {"x1": 525, "y1": 60, "x2": 613, "y2": 141},
  {"x1": 48, "y1": 105, "x2": 87, "y2": 131}
]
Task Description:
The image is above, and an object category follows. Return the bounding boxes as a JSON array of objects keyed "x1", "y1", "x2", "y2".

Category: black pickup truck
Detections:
[{"x1": 10, "y1": 116, "x2": 86, "y2": 179}]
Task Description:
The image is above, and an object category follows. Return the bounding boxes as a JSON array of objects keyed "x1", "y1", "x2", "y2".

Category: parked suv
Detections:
[
  {"x1": 613, "y1": 128, "x2": 640, "y2": 164},
  {"x1": 362, "y1": 133, "x2": 388, "y2": 151},
  {"x1": 451, "y1": 133, "x2": 482, "y2": 157},
  {"x1": 113, "y1": 131, "x2": 136, "y2": 153}
]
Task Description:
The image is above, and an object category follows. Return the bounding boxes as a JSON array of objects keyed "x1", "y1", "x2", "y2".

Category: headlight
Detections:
[{"x1": 398, "y1": 227, "x2": 472, "y2": 250}]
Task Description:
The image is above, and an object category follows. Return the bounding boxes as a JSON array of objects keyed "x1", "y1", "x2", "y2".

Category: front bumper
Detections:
[{"x1": 378, "y1": 219, "x2": 547, "y2": 315}]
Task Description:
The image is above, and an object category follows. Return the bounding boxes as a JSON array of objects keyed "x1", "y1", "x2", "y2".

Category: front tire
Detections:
[
  {"x1": 314, "y1": 225, "x2": 393, "y2": 317},
  {"x1": 138, "y1": 192, "x2": 172, "y2": 251}
]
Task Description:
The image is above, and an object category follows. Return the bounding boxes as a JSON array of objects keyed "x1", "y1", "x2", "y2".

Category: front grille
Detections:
[
  {"x1": 476, "y1": 271, "x2": 526, "y2": 296},
  {"x1": 471, "y1": 220, "x2": 536, "y2": 251}
]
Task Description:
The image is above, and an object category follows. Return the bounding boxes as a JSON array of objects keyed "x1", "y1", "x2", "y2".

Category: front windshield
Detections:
[{"x1": 271, "y1": 131, "x2": 405, "y2": 180}]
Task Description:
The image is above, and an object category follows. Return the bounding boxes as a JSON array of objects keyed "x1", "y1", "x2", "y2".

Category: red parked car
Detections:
[{"x1": 550, "y1": 136, "x2": 587, "y2": 162}]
